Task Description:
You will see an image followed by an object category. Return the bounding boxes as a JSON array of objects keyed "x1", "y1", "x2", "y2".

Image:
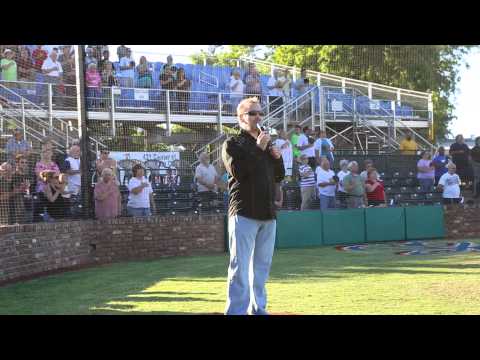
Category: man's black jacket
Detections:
[{"x1": 222, "y1": 130, "x2": 285, "y2": 221}]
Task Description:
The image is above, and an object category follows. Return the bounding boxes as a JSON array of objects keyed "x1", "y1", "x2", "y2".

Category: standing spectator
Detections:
[
  {"x1": 94, "y1": 168, "x2": 121, "y2": 220},
  {"x1": 267, "y1": 69, "x2": 285, "y2": 116},
  {"x1": 85, "y1": 63, "x2": 102, "y2": 107},
  {"x1": 294, "y1": 68, "x2": 311, "y2": 121},
  {"x1": 399, "y1": 132, "x2": 418, "y2": 155},
  {"x1": 6, "y1": 128, "x2": 31, "y2": 164},
  {"x1": 59, "y1": 46, "x2": 76, "y2": 107},
  {"x1": 98, "y1": 49, "x2": 113, "y2": 73},
  {"x1": 84, "y1": 47, "x2": 98, "y2": 68},
  {"x1": 173, "y1": 68, "x2": 191, "y2": 113},
  {"x1": 11, "y1": 155, "x2": 32, "y2": 224},
  {"x1": 298, "y1": 154, "x2": 316, "y2": 211},
  {"x1": 432, "y1": 147, "x2": 450, "y2": 185},
  {"x1": 282, "y1": 69, "x2": 292, "y2": 101},
  {"x1": 360, "y1": 159, "x2": 380, "y2": 181},
  {"x1": 195, "y1": 152, "x2": 219, "y2": 204},
  {"x1": 40, "y1": 171, "x2": 68, "y2": 222},
  {"x1": 1, "y1": 49, "x2": 17, "y2": 84},
  {"x1": 159, "y1": 65, "x2": 176, "y2": 111},
  {"x1": 297, "y1": 126, "x2": 316, "y2": 169},
  {"x1": 17, "y1": 47, "x2": 34, "y2": 88},
  {"x1": 117, "y1": 45, "x2": 128, "y2": 61},
  {"x1": 315, "y1": 129, "x2": 334, "y2": 167},
  {"x1": 101, "y1": 62, "x2": 118, "y2": 87},
  {"x1": 34, "y1": 149, "x2": 60, "y2": 194},
  {"x1": 65, "y1": 145, "x2": 81, "y2": 196},
  {"x1": 343, "y1": 161, "x2": 367, "y2": 208},
  {"x1": 471, "y1": 137, "x2": 480, "y2": 197},
  {"x1": 229, "y1": 70, "x2": 244, "y2": 114},
  {"x1": 243, "y1": 63, "x2": 262, "y2": 99},
  {"x1": 449, "y1": 134, "x2": 472, "y2": 184},
  {"x1": 365, "y1": 169, "x2": 386, "y2": 207},
  {"x1": 136, "y1": 56, "x2": 153, "y2": 88},
  {"x1": 127, "y1": 164, "x2": 155, "y2": 217},
  {"x1": 41, "y1": 50, "x2": 63, "y2": 106},
  {"x1": 161, "y1": 54, "x2": 175, "y2": 74},
  {"x1": 337, "y1": 159, "x2": 350, "y2": 209},
  {"x1": 117, "y1": 48, "x2": 135, "y2": 88},
  {"x1": 290, "y1": 124, "x2": 302, "y2": 163},
  {"x1": 96, "y1": 149, "x2": 118, "y2": 180},
  {"x1": 295, "y1": 68, "x2": 308, "y2": 95},
  {"x1": 273, "y1": 130, "x2": 293, "y2": 181},
  {"x1": 438, "y1": 163, "x2": 462, "y2": 205},
  {"x1": 316, "y1": 158, "x2": 337, "y2": 210},
  {"x1": 0, "y1": 162, "x2": 13, "y2": 225},
  {"x1": 32, "y1": 45, "x2": 48, "y2": 73}
]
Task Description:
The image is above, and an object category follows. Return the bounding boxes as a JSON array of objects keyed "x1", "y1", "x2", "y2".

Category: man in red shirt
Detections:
[
  {"x1": 365, "y1": 168, "x2": 386, "y2": 207},
  {"x1": 32, "y1": 45, "x2": 48, "y2": 73}
]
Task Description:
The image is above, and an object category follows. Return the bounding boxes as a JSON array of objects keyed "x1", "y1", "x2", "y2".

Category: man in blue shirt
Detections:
[
  {"x1": 432, "y1": 146, "x2": 450, "y2": 185},
  {"x1": 6, "y1": 128, "x2": 31, "y2": 164}
]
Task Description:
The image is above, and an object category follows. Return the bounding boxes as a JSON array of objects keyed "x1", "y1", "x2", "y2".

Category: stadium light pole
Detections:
[{"x1": 74, "y1": 45, "x2": 94, "y2": 219}]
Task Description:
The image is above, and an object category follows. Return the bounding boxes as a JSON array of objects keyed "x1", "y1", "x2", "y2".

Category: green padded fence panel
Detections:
[
  {"x1": 365, "y1": 207, "x2": 406, "y2": 243},
  {"x1": 276, "y1": 210, "x2": 323, "y2": 248},
  {"x1": 405, "y1": 205, "x2": 445, "y2": 240},
  {"x1": 322, "y1": 208, "x2": 366, "y2": 245}
]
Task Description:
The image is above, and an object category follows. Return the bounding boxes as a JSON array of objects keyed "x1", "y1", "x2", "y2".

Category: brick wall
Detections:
[
  {"x1": 444, "y1": 204, "x2": 480, "y2": 239},
  {"x1": 0, "y1": 215, "x2": 225, "y2": 285}
]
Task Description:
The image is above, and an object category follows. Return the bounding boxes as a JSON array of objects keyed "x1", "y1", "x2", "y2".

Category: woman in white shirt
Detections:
[
  {"x1": 127, "y1": 164, "x2": 155, "y2": 217},
  {"x1": 273, "y1": 130, "x2": 293, "y2": 180},
  {"x1": 336, "y1": 159, "x2": 350, "y2": 209},
  {"x1": 438, "y1": 162, "x2": 462, "y2": 205},
  {"x1": 229, "y1": 70, "x2": 245, "y2": 114}
]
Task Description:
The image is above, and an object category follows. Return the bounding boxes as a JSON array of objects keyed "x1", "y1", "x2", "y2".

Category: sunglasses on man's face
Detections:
[{"x1": 244, "y1": 111, "x2": 264, "y2": 117}]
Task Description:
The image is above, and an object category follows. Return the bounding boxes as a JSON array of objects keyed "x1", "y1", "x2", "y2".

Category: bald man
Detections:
[{"x1": 222, "y1": 97, "x2": 285, "y2": 315}]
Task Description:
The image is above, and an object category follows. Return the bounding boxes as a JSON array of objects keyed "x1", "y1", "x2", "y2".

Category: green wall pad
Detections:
[
  {"x1": 405, "y1": 205, "x2": 445, "y2": 240},
  {"x1": 322, "y1": 208, "x2": 366, "y2": 245},
  {"x1": 365, "y1": 207, "x2": 406, "y2": 243},
  {"x1": 276, "y1": 210, "x2": 323, "y2": 248}
]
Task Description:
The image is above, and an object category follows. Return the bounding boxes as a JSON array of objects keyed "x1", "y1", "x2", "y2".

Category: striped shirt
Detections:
[{"x1": 299, "y1": 164, "x2": 316, "y2": 187}]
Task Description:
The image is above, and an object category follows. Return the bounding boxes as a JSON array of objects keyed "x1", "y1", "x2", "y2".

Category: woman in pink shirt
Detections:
[
  {"x1": 35, "y1": 149, "x2": 60, "y2": 193},
  {"x1": 86, "y1": 63, "x2": 102, "y2": 108},
  {"x1": 417, "y1": 151, "x2": 435, "y2": 193},
  {"x1": 94, "y1": 167, "x2": 121, "y2": 220}
]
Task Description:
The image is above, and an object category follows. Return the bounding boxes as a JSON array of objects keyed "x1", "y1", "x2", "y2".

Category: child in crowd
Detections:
[
  {"x1": 438, "y1": 162, "x2": 463, "y2": 205},
  {"x1": 298, "y1": 154, "x2": 316, "y2": 211}
]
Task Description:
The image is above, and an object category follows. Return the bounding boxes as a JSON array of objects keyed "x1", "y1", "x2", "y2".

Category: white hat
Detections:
[{"x1": 3, "y1": 48, "x2": 12, "y2": 55}]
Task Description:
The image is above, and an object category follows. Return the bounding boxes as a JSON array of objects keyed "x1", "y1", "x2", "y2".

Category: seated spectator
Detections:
[
  {"x1": 117, "y1": 48, "x2": 135, "y2": 88},
  {"x1": 229, "y1": 70, "x2": 244, "y2": 114},
  {"x1": 1, "y1": 49, "x2": 17, "y2": 84},
  {"x1": 438, "y1": 162, "x2": 462, "y2": 205},
  {"x1": 267, "y1": 69, "x2": 286, "y2": 116},
  {"x1": 32, "y1": 45, "x2": 48, "y2": 73},
  {"x1": 343, "y1": 161, "x2": 367, "y2": 208},
  {"x1": 117, "y1": 45, "x2": 128, "y2": 62},
  {"x1": 243, "y1": 63, "x2": 262, "y2": 99},
  {"x1": 298, "y1": 154, "x2": 316, "y2": 211},
  {"x1": 0, "y1": 162, "x2": 13, "y2": 225},
  {"x1": 127, "y1": 164, "x2": 155, "y2": 217},
  {"x1": 98, "y1": 49, "x2": 113, "y2": 73},
  {"x1": 399, "y1": 132, "x2": 418, "y2": 155},
  {"x1": 173, "y1": 68, "x2": 191, "y2": 113},
  {"x1": 432, "y1": 146, "x2": 450, "y2": 185},
  {"x1": 94, "y1": 168, "x2": 121, "y2": 220},
  {"x1": 40, "y1": 171, "x2": 69, "y2": 222},
  {"x1": 360, "y1": 159, "x2": 380, "y2": 181},
  {"x1": 336, "y1": 159, "x2": 350, "y2": 209},
  {"x1": 11, "y1": 155, "x2": 32, "y2": 224},
  {"x1": 136, "y1": 56, "x2": 153, "y2": 88},
  {"x1": 84, "y1": 47, "x2": 98, "y2": 68},
  {"x1": 65, "y1": 145, "x2": 81, "y2": 196},
  {"x1": 195, "y1": 153, "x2": 219, "y2": 205},
  {"x1": 316, "y1": 158, "x2": 337, "y2": 210},
  {"x1": 274, "y1": 130, "x2": 293, "y2": 181},
  {"x1": 417, "y1": 151, "x2": 435, "y2": 193},
  {"x1": 17, "y1": 47, "x2": 34, "y2": 87},
  {"x1": 471, "y1": 137, "x2": 480, "y2": 198},
  {"x1": 6, "y1": 128, "x2": 31, "y2": 164},
  {"x1": 365, "y1": 168, "x2": 386, "y2": 207},
  {"x1": 163, "y1": 167, "x2": 181, "y2": 187},
  {"x1": 96, "y1": 149, "x2": 118, "y2": 180},
  {"x1": 101, "y1": 62, "x2": 118, "y2": 87}
]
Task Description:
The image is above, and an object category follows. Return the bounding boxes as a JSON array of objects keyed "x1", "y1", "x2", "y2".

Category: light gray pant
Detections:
[
  {"x1": 300, "y1": 186, "x2": 316, "y2": 211},
  {"x1": 347, "y1": 195, "x2": 365, "y2": 208}
]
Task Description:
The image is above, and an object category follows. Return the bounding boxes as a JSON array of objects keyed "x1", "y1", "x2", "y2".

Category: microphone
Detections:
[{"x1": 257, "y1": 123, "x2": 273, "y2": 151}]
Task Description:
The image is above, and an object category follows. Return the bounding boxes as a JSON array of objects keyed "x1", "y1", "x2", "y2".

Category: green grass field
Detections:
[{"x1": 1, "y1": 239, "x2": 480, "y2": 315}]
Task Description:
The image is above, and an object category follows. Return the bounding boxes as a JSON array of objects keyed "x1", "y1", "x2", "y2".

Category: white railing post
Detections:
[
  {"x1": 48, "y1": 83, "x2": 53, "y2": 133},
  {"x1": 166, "y1": 90, "x2": 171, "y2": 136},
  {"x1": 368, "y1": 83, "x2": 372, "y2": 99},
  {"x1": 21, "y1": 98, "x2": 26, "y2": 141},
  {"x1": 311, "y1": 91, "x2": 316, "y2": 130},
  {"x1": 283, "y1": 102, "x2": 287, "y2": 132},
  {"x1": 218, "y1": 93, "x2": 223, "y2": 134},
  {"x1": 342, "y1": 78, "x2": 346, "y2": 94},
  {"x1": 110, "y1": 87, "x2": 116, "y2": 137},
  {"x1": 66, "y1": 125, "x2": 69, "y2": 149}
]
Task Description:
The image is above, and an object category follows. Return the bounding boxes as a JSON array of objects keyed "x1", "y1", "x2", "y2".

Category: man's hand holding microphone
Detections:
[{"x1": 256, "y1": 124, "x2": 281, "y2": 160}]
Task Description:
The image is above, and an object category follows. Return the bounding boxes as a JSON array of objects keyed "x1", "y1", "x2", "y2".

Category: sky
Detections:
[{"x1": 112, "y1": 45, "x2": 479, "y2": 139}]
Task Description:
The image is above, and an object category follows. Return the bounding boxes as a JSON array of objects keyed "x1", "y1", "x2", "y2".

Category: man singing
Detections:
[{"x1": 222, "y1": 97, "x2": 285, "y2": 315}]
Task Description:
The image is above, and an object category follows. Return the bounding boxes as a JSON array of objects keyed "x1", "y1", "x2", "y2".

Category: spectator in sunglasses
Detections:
[{"x1": 96, "y1": 149, "x2": 117, "y2": 180}]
